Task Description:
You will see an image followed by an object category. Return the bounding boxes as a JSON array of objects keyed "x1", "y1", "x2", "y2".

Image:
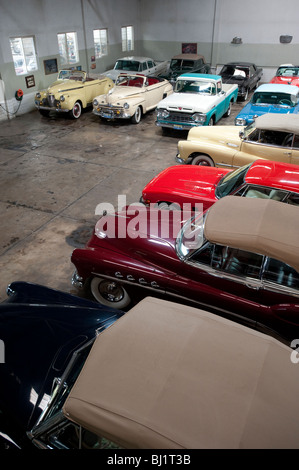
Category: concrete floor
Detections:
[{"x1": 0, "y1": 96, "x2": 246, "y2": 302}]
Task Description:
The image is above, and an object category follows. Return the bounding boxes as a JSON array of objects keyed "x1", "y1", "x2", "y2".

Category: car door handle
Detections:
[
  {"x1": 246, "y1": 282, "x2": 260, "y2": 290},
  {"x1": 283, "y1": 151, "x2": 292, "y2": 155}
]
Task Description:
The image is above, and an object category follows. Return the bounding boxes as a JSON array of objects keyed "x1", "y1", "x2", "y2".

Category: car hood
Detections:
[
  {"x1": 88, "y1": 207, "x2": 181, "y2": 266},
  {"x1": 236, "y1": 102, "x2": 298, "y2": 120},
  {"x1": 142, "y1": 165, "x2": 228, "y2": 202},
  {"x1": 186, "y1": 125, "x2": 243, "y2": 147},
  {"x1": 96, "y1": 86, "x2": 143, "y2": 105},
  {"x1": 270, "y1": 76, "x2": 299, "y2": 87},
  {"x1": 0, "y1": 282, "x2": 124, "y2": 433},
  {"x1": 46, "y1": 79, "x2": 84, "y2": 94},
  {"x1": 158, "y1": 92, "x2": 214, "y2": 113}
]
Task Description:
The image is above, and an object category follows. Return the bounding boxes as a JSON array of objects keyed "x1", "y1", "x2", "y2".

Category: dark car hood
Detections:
[
  {"x1": 87, "y1": 207, "x2": 181, "y2": 267},
  {"x1": 0, "y1": 282, "x2": 124, "y2": 434}
]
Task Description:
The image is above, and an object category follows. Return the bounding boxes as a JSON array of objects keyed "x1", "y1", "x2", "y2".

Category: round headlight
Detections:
[
  {"x1": 157, "y1": 108, "x2": 169, "y2": 118},
  {"x1": 60, "y1": 95, "x2": 65, "y2": 102},
  {"x1": 36, "y1": 92, "x2": 41, "y2": 99},
  {"x1": 93, "y1": 99, "x2": 98, "y2": 107},
  {"x1": 123, "y1": 102, "x2": 130, "y2": 109},
  {"x1": 192, "y1": 113, "x2": 205, "y2": 123},
  {"x1": 235, "y1": 118, "x2": 247, "y2": 126}
]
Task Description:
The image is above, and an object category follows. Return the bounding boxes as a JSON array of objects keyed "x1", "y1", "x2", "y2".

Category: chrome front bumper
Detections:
[
  {"x1": 35, "y1": 103, "x2": 69, "y2": 113},
  {"x1": 71, "y1": 270, "x2": 84, "y2": 289}
]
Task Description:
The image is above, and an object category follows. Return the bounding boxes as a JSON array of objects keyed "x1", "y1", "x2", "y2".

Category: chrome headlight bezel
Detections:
[
  {"x1": 36, "y1": 92, "x2": 41, "y2": 99},
  {"x1": 93, "y1": 99, "x2": 98, "y2": 107},
  {"x1": 60, "y1": 95, "x2": 65, "y2": 102},
  {"x1": 123, "y1": 102, "x2": 130, "y2": 109},
  {"x1": 235, "y1": 117, "x2": 247, "y2": 126},
  {"x1": 157, "y1": 108, "x2": 170, "y2": 118},
  {"x1": 192, "y1": 112, "x2": 206, "y2": 123}
]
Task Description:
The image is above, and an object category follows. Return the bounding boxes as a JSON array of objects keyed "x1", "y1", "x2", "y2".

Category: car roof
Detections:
[
  {"x1": 254, "y1": 113, "x2": 299, "y2": 133},
  {"x1": 225, "y1": 62, "x2": 255, "y2": 67},
  {"x1": 117, "y1": 56, "x2": 155, "y2": 62},
  {"x1": 204, "y1": 195, "x2": 299, "y2": 272},
  {"x1": 255, "y1": 83, "x2": 299, "y2": 94},
  {"x1": 63, "y1": 296, "x2": 299, "y2": 449},
  {"x1": 246, "y1": 160, "x2": 299, "y2": 193},
  {"x1": 172, "y1": 53, "x2": 205, "y2": 60}
]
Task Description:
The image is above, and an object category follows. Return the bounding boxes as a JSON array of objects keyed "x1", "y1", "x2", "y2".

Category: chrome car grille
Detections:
[
  {"x1": 167, "y1": 111, "x2": 193, "y2": 123},
  {"x1": 48, "y1": 94, "x2": 55, "y2": 107}
]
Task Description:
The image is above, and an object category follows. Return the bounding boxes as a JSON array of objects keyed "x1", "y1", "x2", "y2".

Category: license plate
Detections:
[
  {"x1": 102, "y1": 112, "x2": 113, "y2": 118},
  {"x1": 174, "y1": 125, "x2": 183, "y2": 129}
]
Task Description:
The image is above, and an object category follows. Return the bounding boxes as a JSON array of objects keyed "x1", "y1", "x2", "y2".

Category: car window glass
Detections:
[
  {"x1": 251, "y1": 92, "x2": 295, "y2": 106},
  {"x1": 147, "y1": 61, "x2": 154, "y2": 68},
  {"x1": 263, "y1": 258, "x2": 299, "y2": 289},
  {"x1": 244, "y1": 186, "x2": 288, "y2": 202},
  {"x1": 292, "y1": 135, "x2": 299, "y2": 148},
  {"x1": 191, "y1": 243, "x2": 263, "y2": 278},
  {"x1": 258, "y1": 130, "x2": 290, "y2": 146},
  {"x1": 246, "y1": 128, "x2": 260, "y2": 142},
  {"x1": 215, "y1": 164, "x2": 250, "y2": 198},
  {"x1": 286, "y1": 193, "x2": 299, "y2": 206}
]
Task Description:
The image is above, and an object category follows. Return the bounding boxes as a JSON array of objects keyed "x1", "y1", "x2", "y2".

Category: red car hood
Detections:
[
  {"x1": 142, "y1": 165, "x2": 230, "y2": 206},
  {"x1": 270, "y1": 76, "x2": 299, "y2": 87},
  {"x1": 86, "y1": 207, "x2": 183, "y2": 265}
]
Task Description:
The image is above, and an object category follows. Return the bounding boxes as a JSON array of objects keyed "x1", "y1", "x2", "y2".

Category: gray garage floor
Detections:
[{"x1": 0, "y1": 96, "x2": 246, "y2": 302}]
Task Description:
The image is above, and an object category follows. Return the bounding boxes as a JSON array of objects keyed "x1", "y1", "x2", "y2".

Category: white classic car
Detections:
[
  {"x1": 102, "y1": 56, "x2": 169, "y2": 82},
  {"x1": 92, "y1": 73, "x2": 173, "y2": 124}
]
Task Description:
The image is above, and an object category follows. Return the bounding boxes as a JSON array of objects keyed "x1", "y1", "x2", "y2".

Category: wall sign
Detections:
[{"x1": 25, "y1": 75, "x2": 35, "y2": 88}]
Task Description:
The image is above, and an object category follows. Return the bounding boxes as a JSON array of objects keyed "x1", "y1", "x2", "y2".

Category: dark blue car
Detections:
[
  {"x1": 235, "y1": 83, "x2": 299, "y2": 126},
  {"x1": 0, "y1": 282, "x2": 124, "y2": 449}
]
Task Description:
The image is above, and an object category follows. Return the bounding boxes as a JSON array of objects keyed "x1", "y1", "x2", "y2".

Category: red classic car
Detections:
[
  {"x1": 270, "y1": 64, "x2": 299, "y2": 87},
  {"x1": 141, "y1": 160, "x2": 299, "y2": 212},
  {"x1": 71, "y1": 196, "x2": 299, "y2": 342}
]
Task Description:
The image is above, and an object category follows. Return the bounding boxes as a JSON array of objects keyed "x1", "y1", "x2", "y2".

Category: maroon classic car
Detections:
[
  {"x1": 71, "y1": 196, "x2": 299, "y2": 342},
  {"x1": 141, "y1": 160, "x2": 299, "y2": 211}
]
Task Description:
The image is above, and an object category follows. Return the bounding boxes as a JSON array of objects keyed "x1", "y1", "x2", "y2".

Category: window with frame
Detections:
[
  {"x1": 93, "y1": 29, "x2": 108, "y2": 58},
  {"x1": 10, "y1": 36, "x2": 38, "y2": 76},
  {"x1": 121, "y1": 26, "x2": 134, "y2": 52},
  {"x1": 57, "y1": 32, "x2": 79, "y2": 65}
]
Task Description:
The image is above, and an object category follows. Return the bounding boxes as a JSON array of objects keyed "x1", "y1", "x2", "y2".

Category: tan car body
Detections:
[
  {"x1": 34, "y1": 69, "x2": 114, "y2": 118},
  {"x1": 176, "y1": 113, "x2": 299, "y2": 168},
  {"x1": 93, "y1": 73, "x2": 173, "y2": 123}
]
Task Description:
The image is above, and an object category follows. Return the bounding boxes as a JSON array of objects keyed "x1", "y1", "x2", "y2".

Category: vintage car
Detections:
[
  {"x1": 64, "y1": 296, "x2": 299, "y2": 450},
  {"x1": 71, "y1": 196, "x2": 299, "y2": 342},
  {"x1": 0, "y1": 281, "x2": 124, "y2": 449},
  {"x1": 34, "y1": 69, "x2": 114, "y2": 119},
  {"x1": 176, "y1": 113, "x2": 299, "y2": 168},
  {"x1": 235, "y1": 83, "x2": 299, "y2": 126},
  {"x1": 2, "y1": 287, "x2": 299, "y2": 449},
  {"x1": 102, "y1": 56, "x2": 169, "y2": 82},
  {"x1": 270, "y1": 64, "x2": 299, "y2": 87},
  {"x1": 156, "y1": 73, "x2": 238, "y2": 130},
  {"x1": 92, "y1": 73, "x2": 173, "y2": 124},
  {"x1": 219, "y1": 62, "x2": 263, "y2": 100},
  {"x1": 141, "y1": 160, "x2": 299, "y2": 212},
  {"x1": 159, "y1": 53, "x2": 210, "y2": 87}
]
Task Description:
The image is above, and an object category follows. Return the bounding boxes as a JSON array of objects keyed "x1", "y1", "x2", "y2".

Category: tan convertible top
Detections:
[
  {"x1": 204, "y1": 196, "x2": 299, "y2": 272},
  {"x1": 63, "y1": 296, "x2": 299, "y2": 449},
  {"x1": 254, "y1": 113, "x2": 299, "y2": 133}
]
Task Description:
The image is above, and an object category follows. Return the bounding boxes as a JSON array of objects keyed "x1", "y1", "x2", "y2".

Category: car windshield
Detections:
[
  {"x1": 115, "y1": 75, "x2": 144, "y2": 87},
  {"x1": 251, "y1": 91, "x2": 296, "y2": 107},
  {"x1": 215, "y1": 164, "x2": 251, "y2": 198},
  {"x1": 114, "y1": 60, "x2": 140, "y2": 71},
  {"x1": 242, "y1": 121, "x2": 256, "y2": 139},
  {"x1": 176, "y1": 213, "x2": 206, "y2": 260},
  {"x1": 175, "y1": 79, "x2": 216, "y2": 94},
  {"x1": 221, "y1": 65, "x2": 249, "y2": 78},
  {"x1": 58, "y1": 70, "x2": 85, "y2": 81},
  {"x1": 276, "y1": 66, "x2": 299, "y2": 77}
]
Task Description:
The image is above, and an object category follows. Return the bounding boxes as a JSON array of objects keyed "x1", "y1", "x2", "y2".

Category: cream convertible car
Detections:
[
  {"x1": 92, "y1": 73, "x2": 173, "y2": 124},
  {"x1": 176, "y1": 113, "x2": 299, "y2": 168}
]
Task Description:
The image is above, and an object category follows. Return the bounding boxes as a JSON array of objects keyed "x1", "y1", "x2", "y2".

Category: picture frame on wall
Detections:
[
  {"x1": 182, "y1": 43, "x2": 197, "y2": 54},
  {"x1": 43, "y1": 58, "x2": 58, "y2": 75},
  {"x1": 25, "y1": 75, "x2": 35, "y2": 88}
]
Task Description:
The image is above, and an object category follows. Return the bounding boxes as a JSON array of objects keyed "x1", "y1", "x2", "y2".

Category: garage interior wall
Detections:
[{"x1": 1, "y1": 0, "x2": 299, "y2": 121}]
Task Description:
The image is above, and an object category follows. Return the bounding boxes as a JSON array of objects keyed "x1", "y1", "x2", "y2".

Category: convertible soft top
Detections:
[
  {"x1": 63, "y1": 296, "x2": 299, "y2": 449},
  {"x1": 254, "y1": 112, "x2": 299, "y2": 133},
  {"x1": 204, "y1": 195, "x2": 299, "y2": 272}
]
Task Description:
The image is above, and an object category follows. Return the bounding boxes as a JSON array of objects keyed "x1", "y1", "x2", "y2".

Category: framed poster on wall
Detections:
[
  {"x1": 182, "y1": 43, "x2": 197, "y2": 54},
  {"x1": 44, "y1": 58, "x2": 58, "y2": 75},
  {"x1": 25, "y1": 75, "x2": 35, "y2": 88}
]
